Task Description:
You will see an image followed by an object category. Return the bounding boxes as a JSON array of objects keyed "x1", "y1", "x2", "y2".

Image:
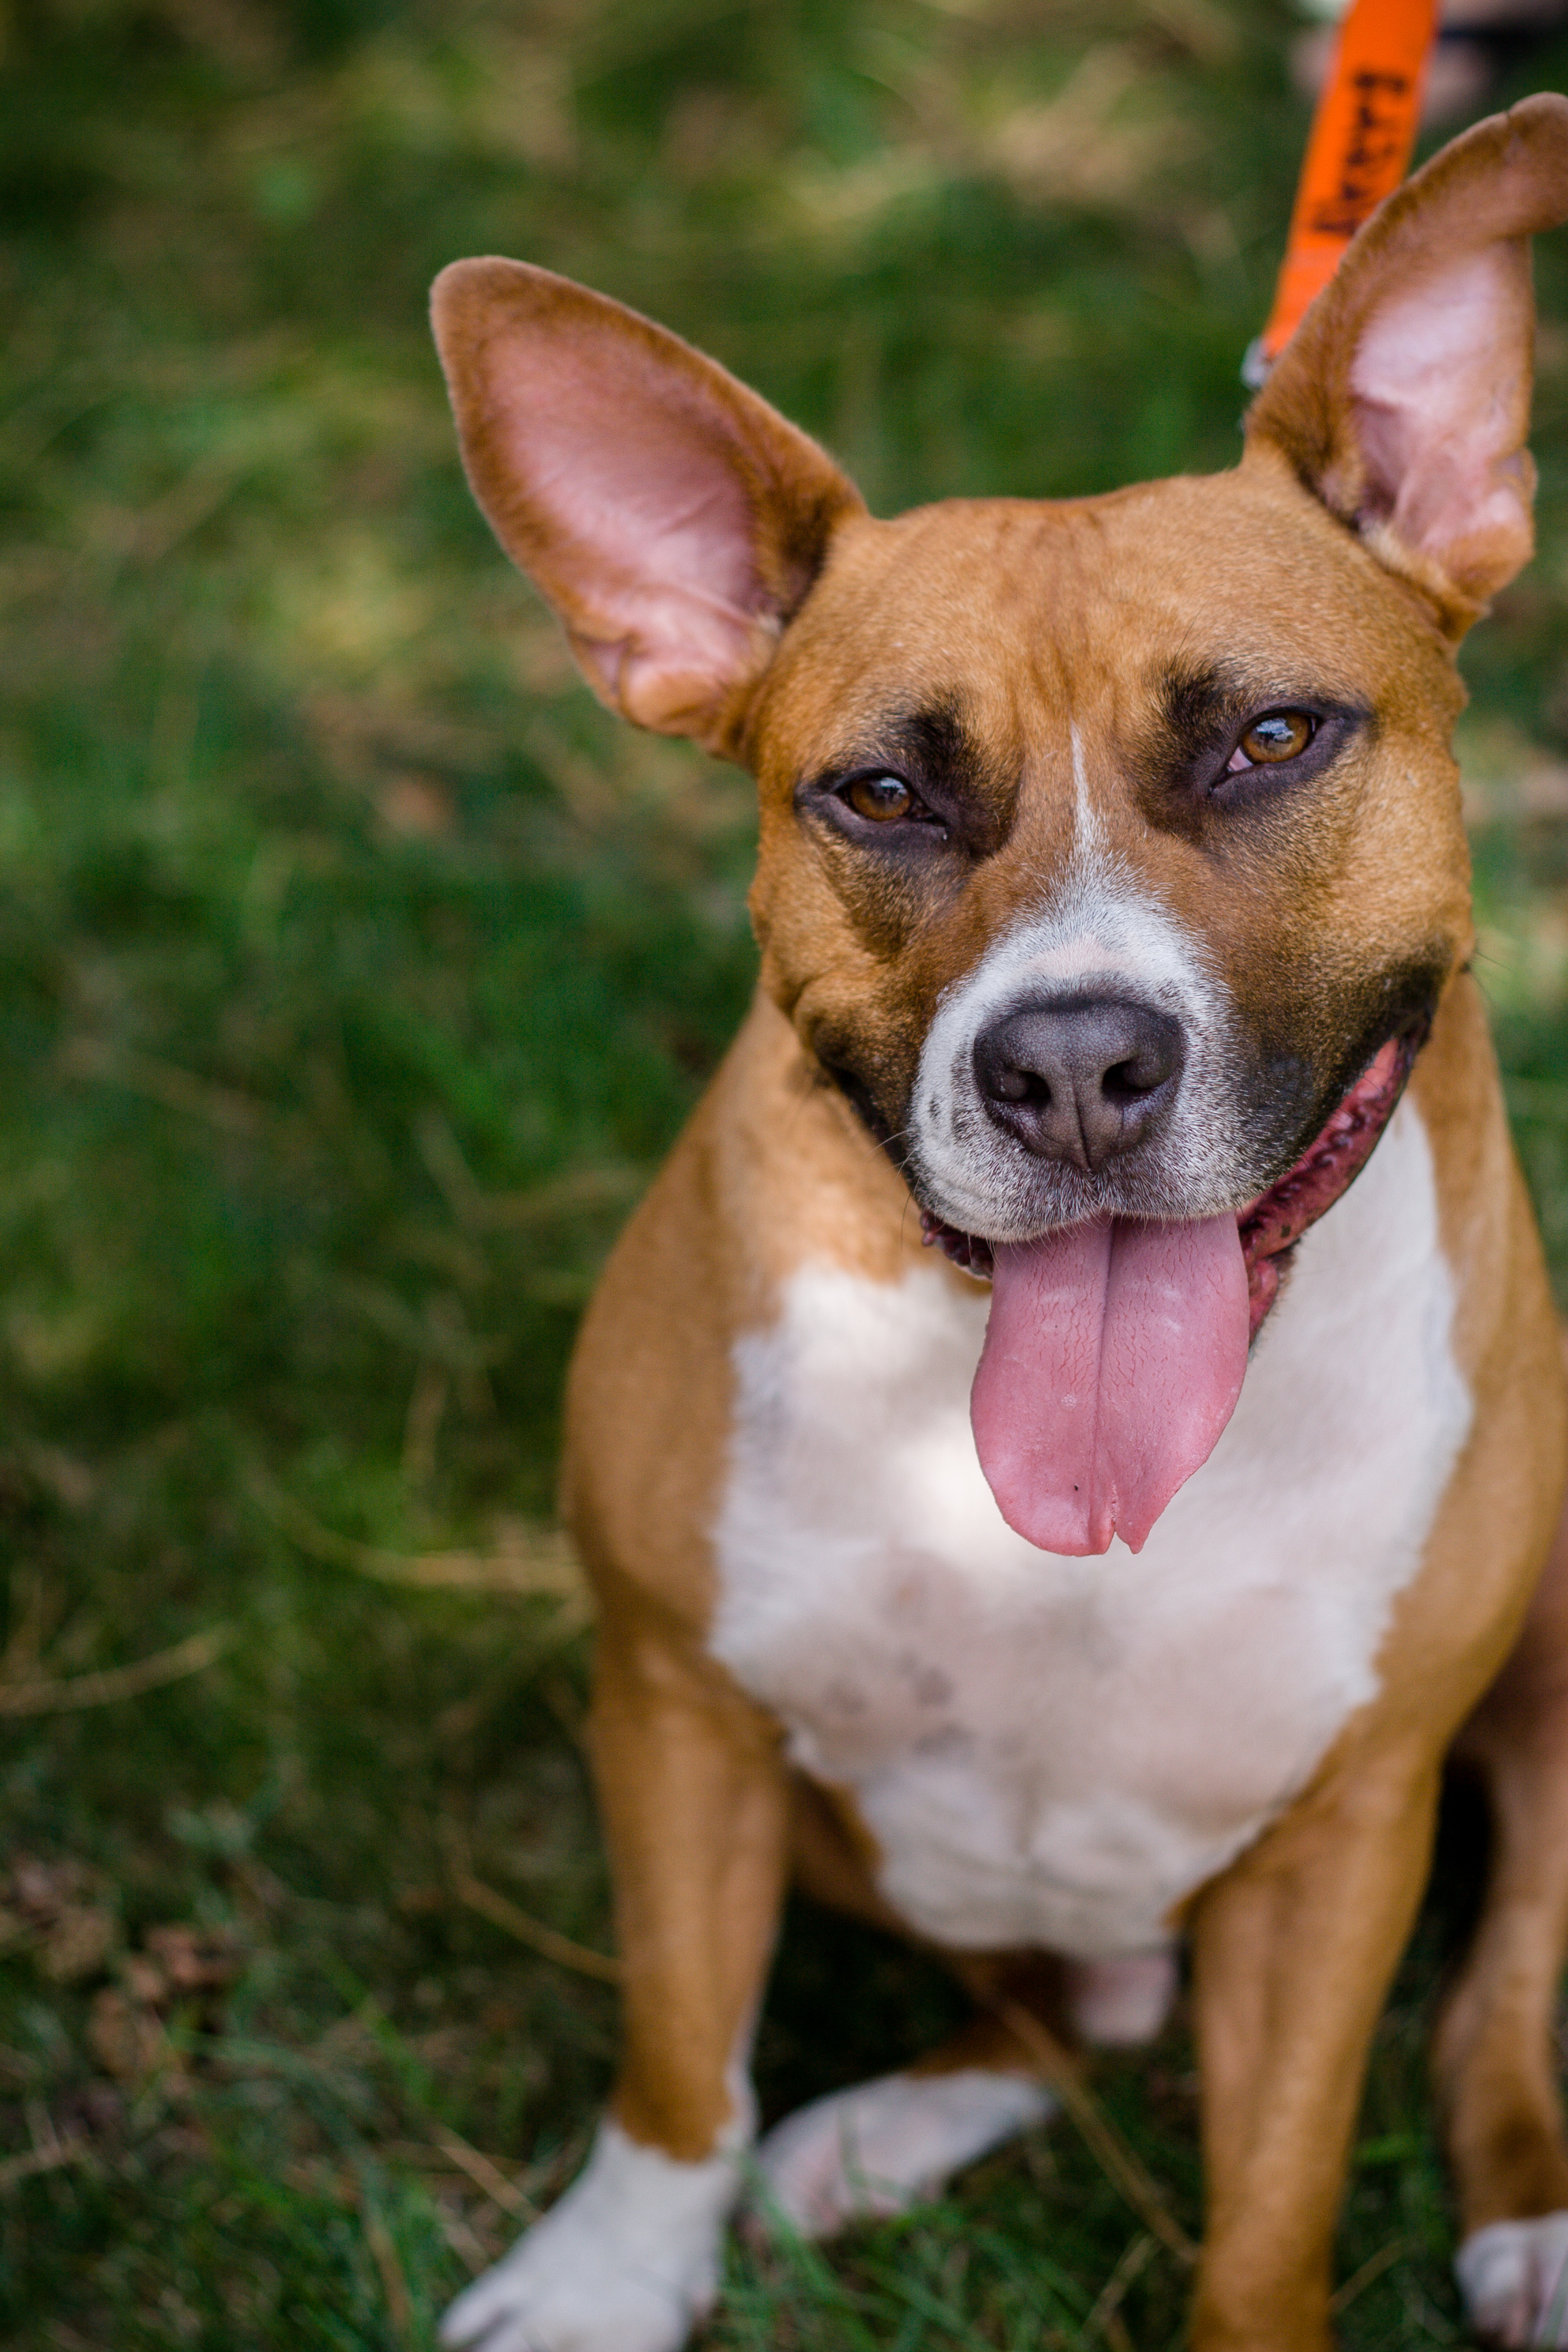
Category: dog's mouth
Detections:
[{"x1": 919, "y1": 1028, "x2": 1424, "y2": 1558}]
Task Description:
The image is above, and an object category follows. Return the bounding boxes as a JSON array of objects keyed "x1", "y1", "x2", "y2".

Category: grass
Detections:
[{"x1": 1, "y1": 0, "x2": 1568, "y2": 2342}]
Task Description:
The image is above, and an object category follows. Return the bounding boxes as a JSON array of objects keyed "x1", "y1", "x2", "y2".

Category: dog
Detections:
[{"x1": 430, "y1": 95, "x2": 1568, "y2": 2352}]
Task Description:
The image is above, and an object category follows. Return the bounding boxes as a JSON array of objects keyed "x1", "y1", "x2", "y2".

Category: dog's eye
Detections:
[
  {"x1": 1226, "y1": 710, "x2": 1316, "y2": 772},
  {"x1": 841, "y1": 772, "x2": 914, "y2": 822}
]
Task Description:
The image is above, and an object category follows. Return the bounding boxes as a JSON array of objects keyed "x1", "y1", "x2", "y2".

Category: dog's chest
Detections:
[{"x1": 710, "y1": 1102, "x2": 1471, "y2": 1958}]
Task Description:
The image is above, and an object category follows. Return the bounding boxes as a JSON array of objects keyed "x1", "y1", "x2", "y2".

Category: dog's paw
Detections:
[
  {"x1": 749, "y1": 2066, "x2": 1053, "y2": 2240},
  {"x1": 1456, "y1": 2214, "x2": 1568, "y2": 2347},
  {"x1": 439, "y1": 2121, "x2": 737, "y2": 2352}
]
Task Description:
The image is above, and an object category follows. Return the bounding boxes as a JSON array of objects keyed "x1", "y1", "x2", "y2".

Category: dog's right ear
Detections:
[
  {"x1": 1245, "y1": 93, "x2": 1568, "y2": 638},
  {"x1": 431, "y1": 260, "x2": 864, "y2": 756}
]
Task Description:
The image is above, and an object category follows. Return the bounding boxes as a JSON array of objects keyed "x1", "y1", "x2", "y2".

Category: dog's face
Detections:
[
  {"x1": 744, "y1": 468, "x2": 1468, "y2": 1239},
  {"x1": 432, "y1": 99, "x2": 1563, "y2": 1255}
]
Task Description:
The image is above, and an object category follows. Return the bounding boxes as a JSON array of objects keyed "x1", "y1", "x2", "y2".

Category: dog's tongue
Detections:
[{"x1": 971, "y1": 1215, "x2": 1250, "y2": 1556}]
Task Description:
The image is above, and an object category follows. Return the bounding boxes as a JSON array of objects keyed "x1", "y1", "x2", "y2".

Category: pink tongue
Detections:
[{"x1": 970, "y1": 1215, "x2": 1250, "y2": 1556}]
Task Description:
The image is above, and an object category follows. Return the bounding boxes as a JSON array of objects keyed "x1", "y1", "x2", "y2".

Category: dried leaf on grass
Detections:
[
  {"x1": 414, "y1": 1110, "x2": 644, "y2": 1234},
  {"x1": 2, "y1": 1859, "x2": 120, "y2": 1980},
  {"x1": 427, "y1": 2123, "x2": 538, "y2": 2221},
  {"x1": 358, "y1": 2180, "x2": 414, "y2": 2349},
  {"x1": 0, "y1": 1625, "x2": 235, "y2": 1717},
  {"x1": 1085, "y1": 2231, "x2": 1157, "y2": 2350},
  {"x1": 1329, "y1": 2236, "x2": 1416, "y2": 2315},
  {"x1": 979, "y1": 46, "x2": 1198, "y2": 210},
  {"x1": 88, "y1": 1922, "x2": 246, "y2": 2087},
  {"x1": 88, "y1": 1989, "x2": 180, "y2": 2089},
  {"x1": 990, "y1": 1995, "x2": 1195, "y2": 2266},
  {"x1": 143, "y1": 1924, "x2": 245, "y2": 1995},
  {"x1": 439, "y1": 1814, "x2": 619, "y2": 1984},
  {"x1": 246, "y1": 1466, "x2": 590, "y2": 1602},
  {"x1": 0, "y1": 2122, "x2": 93, "y2": 2195},
  {"x1": 39, "y1": 1906, "x2": 117, "y2": 1984},
  {"x1": 59, "y1": 1035, "x2": 268, "y2": 1138}
]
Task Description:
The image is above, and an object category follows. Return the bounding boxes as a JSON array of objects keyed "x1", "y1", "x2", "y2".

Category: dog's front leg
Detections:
[
  {"x1": 441, "y1": 1614, "x2": 789, "y2": 2352},
  {"x1": 1188, "y1": 1747, "x2": 1441, "y2": 2352}
]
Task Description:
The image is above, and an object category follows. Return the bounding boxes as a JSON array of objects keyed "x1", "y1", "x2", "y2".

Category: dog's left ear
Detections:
[{"x1": 1245, "y1": 93, "x2": 1568, "y2": 636}]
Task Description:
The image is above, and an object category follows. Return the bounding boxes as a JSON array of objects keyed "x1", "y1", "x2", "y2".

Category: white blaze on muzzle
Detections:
[{"x1": 907, "y1": 872, "x2": 1265, "y2": 1556}]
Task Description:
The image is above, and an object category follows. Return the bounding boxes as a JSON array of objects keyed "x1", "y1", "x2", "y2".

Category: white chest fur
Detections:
[{"x1": 710, "y1": 1101, "x2": 1472, "y2": 1959}]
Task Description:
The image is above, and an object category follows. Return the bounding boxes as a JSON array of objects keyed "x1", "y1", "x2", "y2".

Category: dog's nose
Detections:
[{"x1": 972, "y1": 998, "x2": 1184, "y2": 1171}]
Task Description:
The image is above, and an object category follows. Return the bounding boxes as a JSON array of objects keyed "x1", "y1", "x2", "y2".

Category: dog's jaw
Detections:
[
  {"x1": 1236, "y1": 1026, "x2": 1424, "y2": 1332},
  {"x1": 918, "y1": 1024, "x2": 1424, "y2": 1554},
  {"x1": 921, "y1": 1024, "x2": 1424, "y2": 1336}
]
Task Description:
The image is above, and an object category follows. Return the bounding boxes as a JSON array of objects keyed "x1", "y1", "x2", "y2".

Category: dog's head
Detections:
[{"x1": 434, "y1": 96, "x2": 1568, "y2": 1554}]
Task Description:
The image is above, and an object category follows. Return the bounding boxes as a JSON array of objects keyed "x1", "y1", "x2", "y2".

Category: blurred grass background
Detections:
[{"x1": 3, "y1": 0, "x2": 1568, "y2": 2342}]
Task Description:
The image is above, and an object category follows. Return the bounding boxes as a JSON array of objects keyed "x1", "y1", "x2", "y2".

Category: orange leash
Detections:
[{"x1": 1244, "y1": 0, "x2": 1441, "y2": 382}]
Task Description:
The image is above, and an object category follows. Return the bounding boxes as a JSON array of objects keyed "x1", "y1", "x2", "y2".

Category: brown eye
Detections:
[
  {"x1": 1228, "y1": 710, "x2": 1315, "y2": 772},
  {"x1": 843, "y1": 773, "x2": 913, "y2": 822}
]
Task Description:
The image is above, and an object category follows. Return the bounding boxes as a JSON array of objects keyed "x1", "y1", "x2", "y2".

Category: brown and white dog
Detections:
[{"x1": 432, "y1": 96, "x2": 1568, "y2": 2352}]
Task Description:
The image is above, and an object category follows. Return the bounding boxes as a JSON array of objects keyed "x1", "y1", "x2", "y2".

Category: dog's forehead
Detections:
[{"x1": 764, "y1": 463, "x2": 1438, "y2": 766}]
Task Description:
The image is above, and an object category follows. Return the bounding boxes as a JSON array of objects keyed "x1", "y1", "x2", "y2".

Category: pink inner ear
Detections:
[
  {"x1": 1348, "y1": 244, "x2": 1533, "y2": 585},
  {"x1": 483, "y1": 331, "x2": 777, "y2": 727},
  {"x1": 501, "y1": 345, "x2": 762, "y2": 610}
]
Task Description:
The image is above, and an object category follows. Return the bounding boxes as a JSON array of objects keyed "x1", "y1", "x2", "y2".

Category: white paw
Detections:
[
  {"x1": 1456, "y1": 2213, "x2": 1568, "y2": 2347},
  {"x1": 440, "y1": 2121, "x2": 738, "y2": 2352},
  {"x1": 749, "y1": 2066, "x2": 1054, "y2": 2240}
]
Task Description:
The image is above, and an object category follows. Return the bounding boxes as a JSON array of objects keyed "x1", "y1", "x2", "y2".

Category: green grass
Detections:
[{"x1": 3, "y1": 0, "x2": 1568, "y2": 2342}]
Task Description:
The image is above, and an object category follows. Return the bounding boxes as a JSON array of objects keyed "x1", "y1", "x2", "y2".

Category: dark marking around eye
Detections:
[
  {"x1": 888, "y1": 700, "x2": 981, "y2": 788},
  {"x1": 1157, "y1": 662, "x2": 1243, "y2": 758},
  {"x1": 796, "y1": 693, "x2": 1013, "y2": 859},
  {"x1": 1147, "y1": 661, "x2": 1365, "y2": 817}
]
